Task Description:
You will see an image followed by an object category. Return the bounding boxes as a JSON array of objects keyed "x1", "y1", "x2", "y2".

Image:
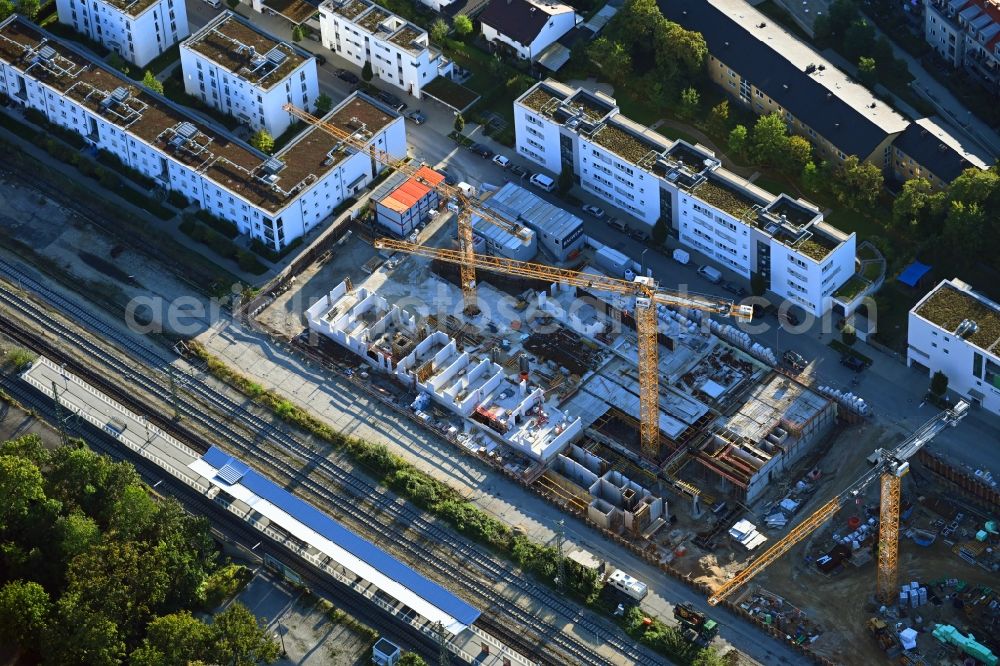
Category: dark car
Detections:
[
  {"x1": 306, "y1": 51, "x2": 327, "y2": 66},
  {"x1": 722, "y1": 281, "x2": 748, "y2": 298},
  {"x1": 469, "y1": 143, "x2": 494, "y2": 159},
  {"x1": 782, "y1": 350, "x2": 807, "y2": 373},
  {"x1": 440, "y1": 170, "x2": 457, "y2": 185},
  {"x1": 377, "y1": 90, "x2": 405, "y2": 111},
  {"x1": 841, "y1": 355, "x2": 867, "y2": 372},
  {"x1": 780, "y1": 309, "x2": 801, "y2": 326},
  {"x1": 335, "y1": 68, "x2": 360, "y2": 84}
]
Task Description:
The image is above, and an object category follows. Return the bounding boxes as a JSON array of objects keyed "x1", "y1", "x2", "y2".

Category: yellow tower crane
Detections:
[
  {"x1": 373, "y1": 238, "x2": 753, "y2": 459},
  {"x1": 707, "y1": 400, "x2": 970, "y2": 607},
  {"x1": 284, "y1": 104, "x2": 531, "y2": 314}
]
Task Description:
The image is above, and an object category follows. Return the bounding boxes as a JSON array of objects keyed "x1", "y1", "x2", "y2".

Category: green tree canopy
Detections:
[
  {"x1": 0, "y1": 434, "x2": 48, "y2": 466},
  {"x1": 750, "y1": 113, "x2": 789, "y2": 166},
  {"x1": 0, "y1": 580, "x2": 51, "y2": 648},
  {"x1": 781, "y1": 135, "x2": 813, "y2": 176},
  {"x1": 830, "y1": 155, "x2": 883, "y2": 208},
  {"x1": 586, "y1": 37, "x2": 631, "y2": 85},
  {"x1": 707, "y1": 100, "x2": 729, "y2": 137},
  {"x1": 430, "y1": 18, "x2": 448, "y2": 43},
  {"x1": 57, "y1": 511, "x2": 100, "y2": 562},
  {"x1": 44, "y1": 593, "x2": 126, "y2": 666},
  {"x1": 291, "y1": 25, "x2": 305, "y2": 42},
  {"x1": 857, "y1": 56, "x2": 876, "y2": 86},
  {"x1": 0, "y1": 454, "x2": 46, "y2": 531},
  {"x1": 677, "y1": 87, "x2": 700, "y2": 120},
  {"x1": 132, "y1": 611, "x2": 213, "y2": 666},
  {"x1": 727, "y1": 124, "x2": 748, "y2": 158},
  {"x1": 250, "y1": 129, "x2": 274, "y2": 154},
  {"x1": 361, "y1": 60, "x2": 373, "y2": 82},
  {"x1": 207, "y1": 603, "x2": 280, "y2": 666},
  {"x1": 315, "y1": 93, "x2": 333, "y2": 115},
  {"x1": 453, "y1": 14, "x2": 473, "y2": 36},
  {"x1": 453, "y1": 113, "x2": 465, "y2": 133},
  {"x1": 17, "y1": 0, "x2": 38, "y2": 20},
  {"x1": 0, "y1": 0, "x2": 15, "y2": 21},
  {"x1": 142, "y1": 70, "x2": 164, "y2": 95}
]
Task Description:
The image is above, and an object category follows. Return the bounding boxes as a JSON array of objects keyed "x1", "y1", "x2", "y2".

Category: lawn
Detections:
[
  {"x1": 870, "y1": 281, "x2": 923, "y2": 351},
  {"x1": 821, "y1": 203, "x2": 890, "y2": 239}
]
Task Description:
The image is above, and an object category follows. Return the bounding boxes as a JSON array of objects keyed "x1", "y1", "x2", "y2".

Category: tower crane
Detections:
[
  {"x1": 372, "y1": 238, "x2": 753, "y2": 458},
  {"x1": 707, "y1": 399, "x2": 970, "y2": 607},
  {"x1": 284, "y1": 104, "x2": 531, "y2": 314}
]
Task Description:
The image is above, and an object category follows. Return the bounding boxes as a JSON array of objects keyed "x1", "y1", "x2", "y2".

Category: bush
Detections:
[
  {"x1": 237, "y1": 251, "x2": 267, "y2": 275},
  {"x1": 167, "y1": 190, "x2": 191, "y2": 209},
  {"x1": 3, "y1": 346, "x2": 37, "y2": 370},
  {"x1": 195, "y1": 210, "x2": 239, "y2": 239},
  {"x1": 930, "y1": 370, "x2": 948, "y2": 397},
  {"x1": 179, "y1": 216, "x2": 197, "y2": 235}
]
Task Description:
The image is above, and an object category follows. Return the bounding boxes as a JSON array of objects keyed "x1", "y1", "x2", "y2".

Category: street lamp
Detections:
[
  {"x1": 275, "y1": 623, "x2": 287, "y2": 656},
  {"x1": 640, "y1": 248, "x2": 649, "y2": 276}
]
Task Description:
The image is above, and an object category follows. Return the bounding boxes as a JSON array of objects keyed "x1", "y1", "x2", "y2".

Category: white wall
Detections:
[
  {"x1": 677, "y1": 194, "x2": 754, "y2": 276},
  {"x1": 513, "y1": 104, "x2": 562, "y2": 173},
  {"x1": 577, "y1": 137, "x2": 661, "y2": 225},
  {"x1": 482, "y1": 9, "x2": 576, "y2": 60},
  {"x1": 56, "y1": 0, "x2": 188, "y2": 67}
]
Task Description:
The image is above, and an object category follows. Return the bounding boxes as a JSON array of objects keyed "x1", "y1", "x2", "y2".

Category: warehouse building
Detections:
[{"x1": 481, "y1": 182, "x2": 584, "y2": 262}]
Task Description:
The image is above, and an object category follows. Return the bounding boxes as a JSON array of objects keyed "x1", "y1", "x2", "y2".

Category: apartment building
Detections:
[
  {"x1": 55, "y1": 0, "x2": 188, "y2": 67},
  {"x1": 924, "y1": 0, "x2": 1000, "y2": 94},
  {"x1": 180, "y1": 12, "x2": 317, "y2": 137},
  {"x1": 0, "y1": 17, "x2": 405, "y2": 251},
  {"x1": 318, "y1": 0, "x2": 452, "y2": 99},
  {"x1": 515, "y1": 80, "x2": 856, "y2": 316},
  {"x1": 660, "y1": 0, "x2": 909, "y2": 168},
  {"x1": 891, "y1": 118, "x2": 988, "y2": 188},
  {"x1": 908, "y1": 278, "x2": 1000, "y2": 415},
  {"x1": 479, "y1": 0, "x2": 579, "y2": 61}
]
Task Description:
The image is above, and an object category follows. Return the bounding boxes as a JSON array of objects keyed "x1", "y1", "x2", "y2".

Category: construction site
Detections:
[{"x1": 250, "y1": 164, "x2": 998, "y2": 665}]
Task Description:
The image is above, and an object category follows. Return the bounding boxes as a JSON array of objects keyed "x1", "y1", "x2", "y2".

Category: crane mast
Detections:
[
  {"x1": 284, "y1": 104, "x2": 530, "y2": 313},
  {"x1": 708, "y1": 400, "x2": 969, "y2": 606},
  {"x1": 373, "y1": 238, "x2": 750, "y2": 458}
]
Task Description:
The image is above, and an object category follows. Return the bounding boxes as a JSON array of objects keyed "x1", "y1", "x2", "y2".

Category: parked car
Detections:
[
  {"x1": 470, "y1": 143, "x2": 494, "y2": 159},
  {"x1": 440, "y1": 170, "x2": 457, "y2": 186},
  {"x1": 607, "y1": 218, "x2": 628, "y2": 233},
  {"x1": 628, "y1": 228, "x2": 649, "y2": 242},
  {"x1": 335, "y1": 69, "x2": 359, "y2": 84},
  {"x1": 697, "y1": 265, "x2": 723, "y2": 284},
  {"x1": 492, "y1": 154, "x2": 511, "y2": 168},
  {"x1": 581, "y1": 204, "x2": 605, "y2": 219},
  {"x1": 377, "y1": 90, "x2": 405, "y2": 111},
  {"x1": 406, "y1": 110, "x2": 426, "y2": 125},
  {"x1": 510, "y1": 164, "x2": 530, "y2": 179},
  {"x1": 782, "y1": 350, "x2": 807, "y2": 373},
  {"x1": 722, "y1": 281, "x2": 748, "y2": 298},
  {"x1": 779, "y1": 309, "x2": 801, "y2": 326},
  {"x1": 529, "y1": 172, "x2": 555, "y2": 191},
  {"x1": 841, "y1": 355, "x2": 867, "y2": 372}
]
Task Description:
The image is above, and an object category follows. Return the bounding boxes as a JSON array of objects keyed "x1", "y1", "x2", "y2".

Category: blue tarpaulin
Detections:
[{"x1": 898, "y1": 261, "x2": 931, "y2": 287}]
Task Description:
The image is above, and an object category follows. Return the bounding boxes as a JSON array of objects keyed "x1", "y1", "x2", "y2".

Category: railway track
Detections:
[{"x1": 0, "y1": 262, "x2": 668, "y2": 666}]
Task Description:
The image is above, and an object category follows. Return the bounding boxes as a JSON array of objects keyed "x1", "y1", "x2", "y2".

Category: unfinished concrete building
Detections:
[
  {"x1": 695, "y1": 374, "x2": 836, "y2": 504},
  {"x1": 305, "y1": 280, "x2": 583, "y2": 461}
]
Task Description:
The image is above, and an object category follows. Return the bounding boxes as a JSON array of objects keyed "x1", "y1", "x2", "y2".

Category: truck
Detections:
[
  {"x1": 672, "y1": 248, "x2": 690, "y2": 265},
  {"x1": 673, "y1": 602, "x2": 719, "y2": 645}
]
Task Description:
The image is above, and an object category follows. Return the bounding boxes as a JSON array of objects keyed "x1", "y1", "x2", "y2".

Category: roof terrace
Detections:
[
  {"x1": 331, "y1": 0, "x2": 370, "y2": 20},
  {"x1": 591, "y1": 123, "x2": 662, "y2": 164},
  {"x1": 763, "y1": 195, "x2": 819, "y2": 229},
  {"x1": 692, "y1": 178, "x2": 761, "y2": 220},
  {"x1": 916, "y1": 281, "x2": 1000, "y2": 351},
  {"x1": 358, "y1": 6, "x2": 391, "y2": 33},
  {"x1": 100, "y1": 0, "x2": 160, "y2": 18},
  {"x1": 519, "y1": 85, "x2": 566, "y2": 114},
  {"x1": 185, "y1": 13, "x2": 307, "y2": 89},
  {"x1": 389, "y1": 24, "x2": 424, "y2": 50}
]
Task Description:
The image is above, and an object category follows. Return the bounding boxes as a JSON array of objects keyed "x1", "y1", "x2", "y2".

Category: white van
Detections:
[
  {"x1": 204, "y1": 0, "x2": 222, "y2": 7},
  {"x1": 529, "y1": 173, "x2": 555, "y2": 192},
  {"x1": 697, "y1": 265, "x2": 723, "y2": 284}
]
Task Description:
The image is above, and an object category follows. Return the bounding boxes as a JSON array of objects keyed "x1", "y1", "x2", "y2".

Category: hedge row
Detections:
[
  {"x1": 179, "y1": 218, "x2": 266, "y2": 275},
  {"x1": 193, "y1": 210, "x2": 240, "y2": 240}
]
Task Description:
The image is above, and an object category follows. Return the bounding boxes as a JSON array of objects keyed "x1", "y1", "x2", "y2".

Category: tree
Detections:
[
  {"x1": 802, "y1": 161, "x2": 823, "y2": 193},
  {"x1": 430, "y1": 18, "x2": 449, "y2": 43},
  {"x1": 57, "y1": 511, "x2": 100, "y2": 561},
  {"x1": 109, "y1": 483, "x2": 157, "y2": 538},
  {"x1": 453, "y1": 14, "x2": 473, "y2": 37},
  {"x1": 314, "y1": 93, "x2": 333, "y2": 115},
  {"x1": 857, "y1": 56, "x2": 877, "y2": 86},
  {"x1": 558, "y1": 164, "x2": 574, "y2": 194},
  {"x1": 707, "y1": 100, "x2": 729, "y2": 137},
  {"x1": 142, "y1": 70, "x2": 164, "y2": 95},
  {"x1": 0, "y1": 434, "x2": 49, "y2": 466},
  {"x1": 361, "y1": 60, "x2": 373, "y2": 82},
  {"x1": 727, "y1": 124, "x2": 748, "y2": 158},
  {"x1": 930, "y1": 370, "x2": 949, "y2": 397},
  {"x1": 208, "y1": 603, "x2": 280, "y2": 666},
  {"x1": 586, "y1": 38, "x2": 631, "y2": 85},
  {"x1": 0, "y1": 0, "x2": 16, "y2": 21},
  {"x1": 0, "y1": 580, "x2": 51, "y2": 649},
  {"x1": 781, "y1": 135, "x2": 813, "y2": 176},
  {"x1": 453, "y1": 113, "x2": 465, "y2": 133},
  {"x1": 43, "y1": 594, "x2": 125, "y2": 666},
  {"x1": 651, "y1": 215, "x2": 668, "y2": 245},
  {"x1": 751, "y1": 113, "x2": 789, "y2": 166},
  {"x1": 250, "y1": 129, "x2": 274, "y2": 154},
  {"x1": 399, "y1": 653, "x2": 429, "y2": 666},
  {"x1": 843, "y1": 19, "x2": 876, "y2": 61},
  {"x1": 17, "y1": 0, "x2": 38, "y2": 20},
  {"x1": 132, "y1": 611, "x2": 212, "y2": 666},
  {"x1": 892, "y1": 177, "x2": 944, "y2": 233},
  {"x1": 677, "y1": 87, "x2": 700, "y2": 120},
  {"x1": 831, "y1": 155, "x2": 883, "y2": 208},
  {"x1": 842, "y1": 323, "x2": 857, "y2": 346},
  {"x1": 0, "y1": 454, "x2": 45, "y2": 531}
]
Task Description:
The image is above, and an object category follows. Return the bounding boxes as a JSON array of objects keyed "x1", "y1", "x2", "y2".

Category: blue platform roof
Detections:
[
  {"x1": 201, "y1": 446, "x2": 480, "y2": 629},
  {"x1": 898, "y1": 261, "x2": 932, "y2": 287}
]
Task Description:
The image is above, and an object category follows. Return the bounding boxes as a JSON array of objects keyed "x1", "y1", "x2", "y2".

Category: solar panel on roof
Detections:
[
  {"x1": 177, "y1": 122, "x2": 198, "y2": 140},
  {"x1": 216, "y1": 462, "x2": 247, "y2": 485},
  {"x1": 38, "y1": 45, "x2": 56, "y2": 61},
  {"x1": 111, "y1": 86, "x2": 129, "y2": 102},
  {"x1": 263, "y1": 157, "x2": 285, "y2": 173},
  {"x1": 266, "y1": 49, "x2": 287, "y2": 66}
]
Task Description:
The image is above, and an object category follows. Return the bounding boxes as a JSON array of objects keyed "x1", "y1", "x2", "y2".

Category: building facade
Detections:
[
  {"x1": 924, "y1": 0, "x2": 1000, "y2": 94},
  {"x1": 180, "y1": 11, "x2": 318, "y2": 137},
  {"x1": 318, "y1": 0, "x2": 452, "y2": 99},
  {"x1": 908, "y1": 278, "x2": 1000, "y2": 416},
  {"x1": 55, "y1": 0, "x2": 188, "y2": 67},
  {"x1": 891, "y1": 118, "x2": 987, "y2": 188},
  {"x1": 514, "y1": 80, "x2": 856, "y2": 316},
  {"x1": 0, "y1": 17, "x2": 405, "y2": 251},
  {"x1": 479, "y1": 0, "x2": 579, "y2": 61},
  {"x1": 481, "y1": 182, "x2": 584, "y2": 261}
]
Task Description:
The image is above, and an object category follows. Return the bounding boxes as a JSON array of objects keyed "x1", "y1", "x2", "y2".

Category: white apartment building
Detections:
[
  {"x1": 924, "y1": 0, "x2": 1000, "y2": 93},
  {"x1": 0, "y1": 17, "x2": 405, "y2": 251},
  {"x1": 318, "y1": 0, "x2": 452, "y2": 99},
  {"x1": 479, "y1": 0, "x2": 579, "y2": 61},
  {"x1": 55, "y1": 0, "x2": 188, "y2": 67},
  {"x1": 515, "y1": 80, "x2": 856, "y2": 316},
  {"x1": 180, "y1": 11, "x2": 318, "y2": 137},
  {"x1": 908, "y1": 278, "x2": 1000, "y2": 416}
]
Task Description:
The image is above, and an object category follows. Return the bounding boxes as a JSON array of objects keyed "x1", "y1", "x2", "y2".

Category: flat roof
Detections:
[
  {"x1": 661, "y1": 0, "x2": 909, "y2": 157},
  {"x1": 193, "y1": 446, "x2": 480, "y2": 634},
  {"x1": 483, "y1": 182, "x2": 582, "y2": 241},
  {"x1": 183, "y1": 12, "x2": 309, "y2": 90},
  {"x1": 0, "y1": 18, "x2": 396, "y2": 215},
  {"x1": 375, "y1": 166, "x2": 444, "y2": 213},
  {"x1": 98, "y1": 0, "x2": 160, "y2": 18},
  {"x1": 914, "y1": 279, "x2": 1000, "y2": 352},
  {"x1": 894, "y1": 118, "x2": 990, "y2": 183}
]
